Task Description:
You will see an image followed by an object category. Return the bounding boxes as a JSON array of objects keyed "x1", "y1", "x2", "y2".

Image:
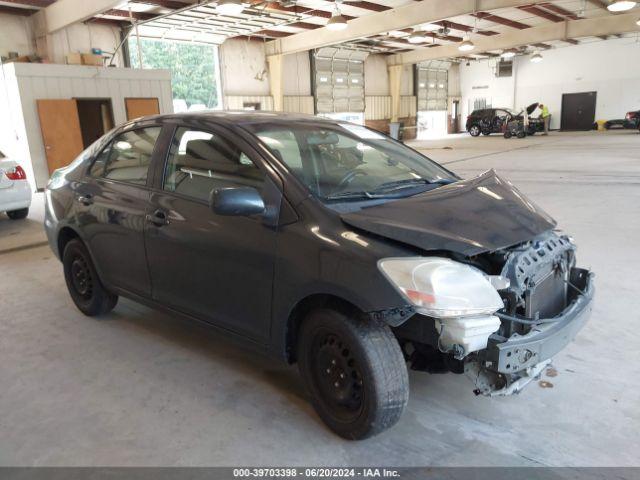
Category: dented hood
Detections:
[{"x1": 341, "y1": 170, "x2": 557, "y2": 256}]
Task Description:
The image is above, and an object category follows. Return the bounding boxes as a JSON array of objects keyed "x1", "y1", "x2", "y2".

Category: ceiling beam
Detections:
[
  {"x1": 387, "y1": 11, "x2": 639, "y2": 64},
  {"x1": 34, "y1": 0, "x2": 126, "y2": 32},
  {"x1": 343, "y1": 1, "x2": 390, "y2": 12},
  {"x1": 100, "y1": 9, "x2": 158, "y2": 21},
  {"x1": 586, "y1": 0, "x2": 609, "y2": 10},
  {"x1": 517, "y1": 5, "x2": 564, "y2": 22},
  {"x1": 265, "y1": 0, "x2": 545, "y2": 56},
  {"x1": 473, "y1": 12, "x2": 530, "y2": 29},
  {"x1": 252, "y1": 1, "x2": 354, "y2": 20},
  {"x1": 128, "y1": 0, "x2": 193, "y2": 9},
  {"x1": 538, "y1": 2, "x2": 579, "y2": 20},
  {"x1": 0, "y1": 4, "x2": 37, "y2": 15},
  {"x1": 1, "y1": 0, "x2": 54, "y2": 7}
]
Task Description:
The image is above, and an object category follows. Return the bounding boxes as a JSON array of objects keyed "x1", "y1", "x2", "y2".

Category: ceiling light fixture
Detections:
[
  {"x1": 500, "y1": 49, "x2": 516, "y2": 59},
  {"x1": 216, "y1": 0, "x2": 244, "y2": 15},
  {"x1": 326, "y1": 0, "x2": 348, "y2": 31},
  {"x1": 422, "y1": 23, "x2": 441, "y2": 32},
  {"x1": 407, "y1": 29, "x2": 428, "y2": 43},
  {"x1": 530, "y1": 52, "x2": 543, "y2": 63},
  {"x1": 607, "y1": 0, "x2": 637, "y2": 12},
  {"x1": 459, "y1": 37, "x2": 475, "y2": 52}
]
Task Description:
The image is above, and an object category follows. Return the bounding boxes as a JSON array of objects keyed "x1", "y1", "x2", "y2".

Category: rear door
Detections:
[
  {"x1": 74, "y1": 125, "x2": 163, "y2": 296},
  {"x1": 144, "y1": 122, "x2": 282, "y2": 341}
]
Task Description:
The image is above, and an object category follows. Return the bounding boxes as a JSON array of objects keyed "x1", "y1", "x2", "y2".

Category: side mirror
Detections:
[{"x1": 209, "y1": 187, "x2": 265, "y2": 216}]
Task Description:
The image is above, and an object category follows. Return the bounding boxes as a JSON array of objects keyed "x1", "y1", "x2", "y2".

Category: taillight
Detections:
[{"x1": 5, "y1": 165, "x2": 27, "y2": 180}]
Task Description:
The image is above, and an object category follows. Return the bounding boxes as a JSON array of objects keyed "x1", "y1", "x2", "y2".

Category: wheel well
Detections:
[
  {"x1": 285, "y1": 294, "x2": 361, "y2": 364},
  {"x1": 57, "y1": 227, "x2": 80, "y2": 258}
]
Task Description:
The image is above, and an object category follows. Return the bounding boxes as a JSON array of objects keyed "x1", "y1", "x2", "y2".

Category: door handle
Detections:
[
  {"x1": 146, "y1": 209, "x2": 169, "y2": 227},
  {"x1": 77, "y1": 194, "x2": 93, "y2": 206}
]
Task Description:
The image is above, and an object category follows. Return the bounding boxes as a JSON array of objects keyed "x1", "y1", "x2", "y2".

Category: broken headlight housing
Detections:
[{"x1": 378, "y1": 257, "x2": 504, "y2": 318}]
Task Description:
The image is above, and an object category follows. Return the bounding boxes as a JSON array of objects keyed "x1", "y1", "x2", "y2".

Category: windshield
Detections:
[{"x1": 245, "y1": 122, "x2": 457, "y2": 201}]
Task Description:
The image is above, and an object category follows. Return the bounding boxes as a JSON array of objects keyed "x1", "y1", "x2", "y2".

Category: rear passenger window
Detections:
[
  {"x1": 91, "y1": 127, "x2": 161, "y2": 185},
  {"x1": 163, "y1": 127, "x2": 264, "y2": 202}
]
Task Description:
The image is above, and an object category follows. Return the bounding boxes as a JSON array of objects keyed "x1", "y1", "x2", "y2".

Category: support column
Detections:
[
  {"x1": 388, "y1": 64, "x2": 403, "y2": 123},
  {"x1": 267, "y1": 54, "x2": 284, "y2": 112}
]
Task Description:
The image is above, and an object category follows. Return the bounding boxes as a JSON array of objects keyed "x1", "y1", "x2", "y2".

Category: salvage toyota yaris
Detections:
[{"x1": 44, "y1": 112, "x2": 594, "y2": 440}]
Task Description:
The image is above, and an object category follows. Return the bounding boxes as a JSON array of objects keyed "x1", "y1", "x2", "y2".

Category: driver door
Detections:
[{"x1": 144, "y1": 123, "x2": 282, "y2": 341}]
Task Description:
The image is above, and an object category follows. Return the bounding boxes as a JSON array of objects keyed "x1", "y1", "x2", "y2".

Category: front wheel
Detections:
[
  {"x1": 298, "y1": 309, "x2": 409, "y2": 440},
  {"x1": 504, "y1": 131, "x2": 512, "y2": 139},
  {"x1": 468, "y1": 125, "x2": 481, "y2": 137},
  {"x1": 63, "y1": 239, "x2": 118, "y2": 316}
]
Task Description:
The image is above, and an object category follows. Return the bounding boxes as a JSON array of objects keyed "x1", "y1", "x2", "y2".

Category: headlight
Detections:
[{"x1": 378, "y1": 257, "x2": 504, "y2": 318}]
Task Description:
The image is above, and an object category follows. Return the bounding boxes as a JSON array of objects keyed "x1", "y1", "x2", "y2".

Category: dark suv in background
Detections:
[
  {"x1": 466, "y1": 104, "x2": 543, "y2": 137},
  {"x1": 604, "y1": 109, "x2": 640, "y2": 130}
]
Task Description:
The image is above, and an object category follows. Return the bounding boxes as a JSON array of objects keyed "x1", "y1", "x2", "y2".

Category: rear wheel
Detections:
[
  {"x1": 7, "y1": 208, "x2": 28, "y2": 220},
  {"x1": 298, "y1": 309, "x2": 409, "y2": 440},
  {"x1": 517, "y1": 130, "x2": 527, "y2": 139},
  {"x1": 468, "y1": 125, "x2": 481, "y2": 137},
  {"x1": 503, "y1": 131, "x2": 512, "y2": 139},
  {"x1": 63, "y1": 239, "x2": 118, "y2": 316}
]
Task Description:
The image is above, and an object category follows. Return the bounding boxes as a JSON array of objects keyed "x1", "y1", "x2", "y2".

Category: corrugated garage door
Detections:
[
  {"x1": 416, "y1": 61, "x2": 449, "y2": 112},
  {"x1": 314, "y1": 48, "x2": 367, "y2": 114}
]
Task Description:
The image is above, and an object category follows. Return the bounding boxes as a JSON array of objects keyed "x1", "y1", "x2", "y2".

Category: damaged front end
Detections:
[{"x1": 391, "y1": 231, "x2": 594, "y2": 396}]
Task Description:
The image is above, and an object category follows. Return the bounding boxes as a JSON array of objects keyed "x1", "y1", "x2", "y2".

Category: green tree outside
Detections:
[{"x1": 129, "y1": 38, "x2": 220, "y2": 109}]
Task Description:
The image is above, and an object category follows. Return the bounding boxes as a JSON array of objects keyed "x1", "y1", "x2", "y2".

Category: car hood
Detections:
[
  {"x1": 340, "y1": 170, "x2": 557, "y2": 256},
  {"x1": 526, "y1": 102, "x2": 539, "y2": 115}
]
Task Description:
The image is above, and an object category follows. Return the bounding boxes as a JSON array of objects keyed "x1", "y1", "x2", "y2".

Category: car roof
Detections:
[{"x1": 124, "y1": 111, "x2": 339, "y2": 130}]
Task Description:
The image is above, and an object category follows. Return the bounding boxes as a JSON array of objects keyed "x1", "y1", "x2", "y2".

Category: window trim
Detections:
[{"x1": 86, "y1": 125, "x2": 163, "y2": 189}]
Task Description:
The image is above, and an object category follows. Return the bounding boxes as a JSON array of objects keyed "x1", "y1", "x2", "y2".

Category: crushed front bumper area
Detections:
[{"x1": 469, "y1": 269, "x2": 594, "y2": 396}]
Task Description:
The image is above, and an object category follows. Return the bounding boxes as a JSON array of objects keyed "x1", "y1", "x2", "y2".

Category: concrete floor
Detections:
[{"x1": 0, "y1": 131, "x2": 638, "y2": 466}]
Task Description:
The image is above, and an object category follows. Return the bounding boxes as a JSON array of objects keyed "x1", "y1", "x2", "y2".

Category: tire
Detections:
[
  {"x1": 63, "y1": 238, "x2": 118, "y2": 316},
  {"x1": 297, "y1": 309, "x2": 409, "y2": 440},
  {"x1": 517, "y1": 131, "x2": 526, "y2": 139},
  {"x1": 7, "y1": 208, "x2": 28, "y2": 220},
  {"x1": 503, "y1": 131, "x2": 512, "y2": 139},
  {"x1": 468, "y1": 125, "x2": 481, "y2": 137}
]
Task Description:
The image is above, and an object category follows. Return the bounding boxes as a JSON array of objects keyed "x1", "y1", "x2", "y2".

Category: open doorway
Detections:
[
  {"x1": 75, "y1": 99, "x2": 115, "y2": 148},
  {"x1": 417, "y1": 111, "x2": 448, "y2": 139}
]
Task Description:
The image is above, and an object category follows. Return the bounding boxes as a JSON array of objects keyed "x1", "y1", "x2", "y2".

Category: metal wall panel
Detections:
[{"x1": 225, "y1": 96, "x2": 274, "y2": 110}]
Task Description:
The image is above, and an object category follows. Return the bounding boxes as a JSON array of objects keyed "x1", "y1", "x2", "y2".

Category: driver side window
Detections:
[{"x1": 163, "y1": 127, "x2": 264, "y2": 202}]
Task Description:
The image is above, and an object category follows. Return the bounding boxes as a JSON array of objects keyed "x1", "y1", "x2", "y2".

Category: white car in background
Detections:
[{"x1": 0, "y1": 149, "x2": 32, "y2": 220}]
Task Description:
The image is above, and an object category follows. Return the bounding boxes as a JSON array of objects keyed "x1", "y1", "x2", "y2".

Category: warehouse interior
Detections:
[{"x1": 1, "y1": 0, "x2": 639, "y2": 469}]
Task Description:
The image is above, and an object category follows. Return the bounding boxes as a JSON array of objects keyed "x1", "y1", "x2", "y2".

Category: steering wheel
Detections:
[{"x1": 336, "y1": 170, "x2": 367, "y2": 191}]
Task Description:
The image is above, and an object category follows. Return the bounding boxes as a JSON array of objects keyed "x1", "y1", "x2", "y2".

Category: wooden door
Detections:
[
  {"x1": 37, "y1": 99, "x2": 85, "y2": 174},
  {"x1": 125, "y1": 97, "x2": 160, "y2": 120}
]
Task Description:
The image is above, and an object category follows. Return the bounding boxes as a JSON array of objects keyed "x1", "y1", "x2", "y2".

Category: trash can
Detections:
[{"x1": 389, "y1": 122, "x2": 404, "y2": 141}]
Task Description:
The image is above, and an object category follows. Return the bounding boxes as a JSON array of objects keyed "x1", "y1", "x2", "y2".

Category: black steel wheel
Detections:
[
  {"x1": 63, "y1": 239, "x2": 118, "y2": 316},
  {"x1": 298, "y1": 309, "x2": 408, "y2": 440}
]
